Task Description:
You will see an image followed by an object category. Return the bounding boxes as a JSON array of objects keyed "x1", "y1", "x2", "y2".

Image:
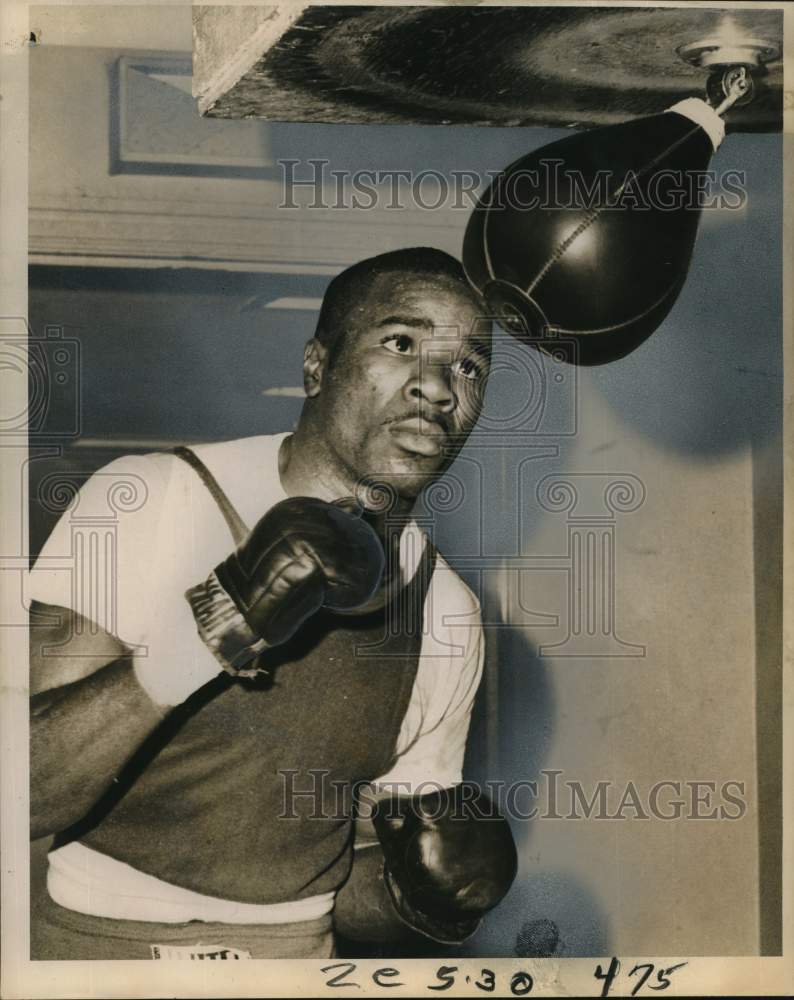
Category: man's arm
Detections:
[
  {"x1": 335, "y1": 783, "x2": 516, "y2": 947},
  {"x1": 30, "y1": 599, "x2": 190, "y2": 839},
  {"x1": 333, "y1": 836, "x2": 423, "y2": 947},
  {"x1": 334, "y1": 566, "x2": 503, "y2": 945},
  {"x1": 30, "y1": 490, "x2": 385, "y2": 839},
  {"x1": 28, "y1": 454, "x2": 223, "y2": 838},
  {"x1": 31, "y1": 648, "x2": 166, "y2": 839}
]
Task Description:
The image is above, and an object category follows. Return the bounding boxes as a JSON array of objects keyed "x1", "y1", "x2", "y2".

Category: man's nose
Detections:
[{"x1": 404, "y1": 358, "x2": 456, "y2": 412}]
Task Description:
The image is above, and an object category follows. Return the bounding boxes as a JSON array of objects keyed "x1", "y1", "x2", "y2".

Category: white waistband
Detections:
[{"x1": 47, "y1": 842, "x2": 335, "y2": 925}]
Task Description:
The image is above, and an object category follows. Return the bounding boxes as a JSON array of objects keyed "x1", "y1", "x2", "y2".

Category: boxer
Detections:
[{"x1": 29, "y1": 247, "x2": 516, "y2": 958}]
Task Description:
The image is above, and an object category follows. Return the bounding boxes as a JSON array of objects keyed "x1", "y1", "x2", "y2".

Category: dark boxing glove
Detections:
[
  {"x1": 371, "y1": 784, "x2": 518, "y2": 944},
  {"x1": 186, "y1": 496, "x2": 385, "y2": 677}
]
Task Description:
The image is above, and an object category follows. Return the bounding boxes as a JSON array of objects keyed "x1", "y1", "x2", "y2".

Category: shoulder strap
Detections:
[
  {"x1": 172, "y1": 445, "x2": 249, "y2": 547},
  {"x1": 410, "y1": 533, "x2": 437, "y2": 626}
]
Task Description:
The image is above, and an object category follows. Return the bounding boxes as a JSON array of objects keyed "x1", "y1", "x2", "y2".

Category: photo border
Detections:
[{"x1": 1, "y1": 1, "x2": 791, "y2": 996}]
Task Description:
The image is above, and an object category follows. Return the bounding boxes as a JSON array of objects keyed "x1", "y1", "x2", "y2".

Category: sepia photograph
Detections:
[{"x1": 0, "y1": 1, "x2": 791, "y2": 997}]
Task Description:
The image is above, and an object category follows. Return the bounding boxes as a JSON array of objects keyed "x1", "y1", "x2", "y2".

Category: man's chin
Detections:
[{"x1": 360, "y1": 453, "x2": 450, "y2": 503}]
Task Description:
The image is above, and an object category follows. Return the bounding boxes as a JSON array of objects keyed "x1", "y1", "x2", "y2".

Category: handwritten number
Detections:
[
  {"x1": 594, "y1": 957, "x2": 621, "y2": 997},
  {"x1": 650, "y1": 962, "x2": 688, "y2": 991},
  {"x1": 319, "y1": 959, "x2": 683, "y2": 996},
  {"x1": 628, "y1": 964, "x2": 654, "y2": 997},
  {"x1": 320, "y1": 962, "x2": 360, "y2": 989},
  {"x1": 628, "y1": 961, "x2": 688, "y2": 995},
  {"x1": 428, "y1": 966, "x2": 457, "y2": 991},
  {"x1": 474, "y1": 968, "x2": 495, "y2": 992},
  {"x1": 510, "y1": 971, "x2": 534, "y2": 996}
]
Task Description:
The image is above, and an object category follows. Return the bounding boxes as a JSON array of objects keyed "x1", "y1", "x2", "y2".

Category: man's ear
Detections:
[{"x1": 303, "y1": 338, "x2": 328, "y2": 398}]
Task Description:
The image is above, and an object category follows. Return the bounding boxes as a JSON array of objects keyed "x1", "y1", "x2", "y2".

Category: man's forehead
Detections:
[
  {"x1": 354, "y1": 271, "x2": 490, "y2": 337},
  {"x1": 368, "y1": 269, "x2": 475, "y2": 304}
]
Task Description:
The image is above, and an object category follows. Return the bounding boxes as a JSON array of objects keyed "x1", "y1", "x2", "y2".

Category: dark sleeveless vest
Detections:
[{"x1": 64, "y1": 449, "x2": 436, "y2": 905}]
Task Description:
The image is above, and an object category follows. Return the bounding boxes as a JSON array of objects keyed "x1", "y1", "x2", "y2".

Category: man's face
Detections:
[{"x1": 308, "y1": 272, "x2": 491, "y2": 499}]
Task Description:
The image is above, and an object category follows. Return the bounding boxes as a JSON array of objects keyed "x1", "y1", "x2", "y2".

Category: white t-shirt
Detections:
[
  {"x1": 33, "y1": 434, "x2": 485, "y2": 920},
  {"x1": 29, "y1": 433, "x2": 484, "y2": 793}
]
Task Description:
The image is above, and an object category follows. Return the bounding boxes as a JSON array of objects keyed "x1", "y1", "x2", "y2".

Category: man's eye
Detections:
[
  {"x1": 452, "y1": 357, "x2": 485, "y2": 382},
  {"x1": 382, "y1": 334, "x2": 415, "y2": 355}
]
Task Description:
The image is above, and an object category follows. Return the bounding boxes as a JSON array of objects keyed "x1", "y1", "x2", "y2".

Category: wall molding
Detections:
[{"x1": 29, "y1": 193, "x2": 463, "y2": 272}]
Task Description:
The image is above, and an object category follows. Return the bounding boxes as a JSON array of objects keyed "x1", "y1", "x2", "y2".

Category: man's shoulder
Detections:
[
  {"x1": 188, "y1": 433, "x2": 286, "y2": 485},
  {"x1": 189, "y1": 433, "x2": 286, "y2": 464},
  {"x1": 99, "y1": 434, "x2": 282, "y2": 471},
  {"x1": 188, "y1": 434, "x2": 289, "y2": 526},
  {"x1": 80, "y1": 434, "x2": 282, "y2": 509},
  {"x1": 425, "y1": 540, "x2": 482, "y2": 618},
  {"x1": 76, "y1": 450, "x2": 175, "y2": 509}
]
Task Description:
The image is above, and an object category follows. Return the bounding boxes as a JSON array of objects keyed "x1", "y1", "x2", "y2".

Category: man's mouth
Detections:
[{"x1": 387, "y1": 416, "x2": 447, "y2": 458}]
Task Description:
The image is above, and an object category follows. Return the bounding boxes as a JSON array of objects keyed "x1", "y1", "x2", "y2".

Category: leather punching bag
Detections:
[{"x1": 463, "y1": 99, "x2": 726, "y2": 365}]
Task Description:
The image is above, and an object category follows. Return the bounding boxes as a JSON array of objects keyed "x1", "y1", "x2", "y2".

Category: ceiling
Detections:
[{"x1": 201, "y1": 5, "x2": 783, "y2": 133}]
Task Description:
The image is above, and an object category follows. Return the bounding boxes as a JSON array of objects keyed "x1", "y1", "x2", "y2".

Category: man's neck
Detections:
[
  {"x1": 278, "y1": 430, "x2": 416, "y2": 595},
  {"x1": 278, "y1": 429, "x2": 417, "y2": 556},
  {"x1": 278, "y1": 430, "x2": 341, "y2": 502}
]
